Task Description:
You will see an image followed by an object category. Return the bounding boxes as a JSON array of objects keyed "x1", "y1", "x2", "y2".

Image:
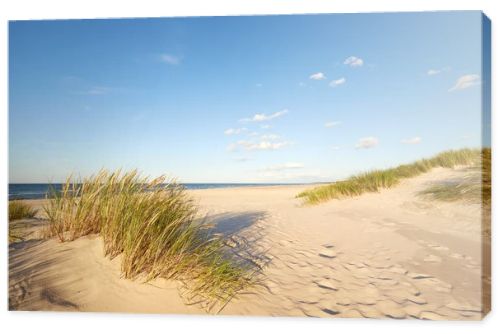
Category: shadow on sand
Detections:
[
  {"x1": 205, "y1": 211, "x2": 267, "y2": 236},
  {"x1": 9, "y1": 211, "x2": 272, "y2": 313}
]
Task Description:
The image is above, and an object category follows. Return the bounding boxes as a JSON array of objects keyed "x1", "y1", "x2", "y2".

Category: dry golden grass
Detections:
[
  {"x1": 44, "y1": 170, "x2": 256, "y2": 309},
  {"x1": 9, "y1": 200, "x2": 38, "y2": 221},
  {"x1": 298, "y1": 148, "x2": 481, "y2": 205}
]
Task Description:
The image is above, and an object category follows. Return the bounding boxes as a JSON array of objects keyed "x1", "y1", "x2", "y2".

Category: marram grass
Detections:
[
  {"x1": 417, "y1": 148, "x2": 491, "y2": 238},
  {"x1": 9, "y1": 200, "x2": 38, "y2": 221},
  {"x1": 44, "y1": 170, "x2": 256, "y2": 310},
  {"x1": 481, "y1": 147, "x2": 492, "y2": 207},
  {"x1": 419, "y1": 181, "x2": 481, "y2": 203},
  {"x1": 298, "y1": 148, "x2": 482, "y2": 205},
  {"x1": 418, "y1": 148, "x2": 490, "y2": 205}
]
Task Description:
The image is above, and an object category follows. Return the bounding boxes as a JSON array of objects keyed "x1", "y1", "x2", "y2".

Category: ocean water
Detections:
[{"x1": 8, "y1": 183, "x2": 300, "y2": 200}]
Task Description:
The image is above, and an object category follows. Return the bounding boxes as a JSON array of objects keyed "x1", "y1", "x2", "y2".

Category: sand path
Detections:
[{"x1": 9, "y1": 167, "x2": 488, "y2": 319}]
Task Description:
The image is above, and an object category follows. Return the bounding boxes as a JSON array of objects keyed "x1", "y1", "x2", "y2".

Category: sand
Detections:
[{"x1": 9, "y1": 167, "x2": 490, "y2": 319}]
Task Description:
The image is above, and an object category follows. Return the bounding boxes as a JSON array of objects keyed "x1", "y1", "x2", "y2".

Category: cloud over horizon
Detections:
[
  {"x1": 344, "y1": 56, "x2": 364, "y2": 67},
  {"x1": 260, "y1": 134, "x2": 280, "y2": 140},
  {"x1": 355, "y1": 137, "x2": 379, "y2": 149},
  {"x1": 427, "y1": 66, "x2": 450, "y2": 76},
  {"x1": 448, "y1": 74, "x2": 480, "y2": 92},
  {"x1": 239, "y1": 109, "x2": 289, "y2": 122},
  {"x1": 224, "y1": 127, "x2": 247, "y2": 135},
  {"x1": 309, "y1": 72, "x2": 326, "y2": 80},
  {"x1": 227, "y1": 140, "x2": 291, "y2": 152},
  {"x1": 329, "y1": 77, "x2": 346, "y2": 88}
]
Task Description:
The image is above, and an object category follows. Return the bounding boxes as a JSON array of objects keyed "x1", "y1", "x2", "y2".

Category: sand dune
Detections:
[{"x1": 9, "y1": 167, "x2": 489, "y2": 319}]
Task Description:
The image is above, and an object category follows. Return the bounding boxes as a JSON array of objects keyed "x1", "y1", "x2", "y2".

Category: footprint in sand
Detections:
[
  {"x1": 321, "y1": 307, "x2": 341, "y2": 316},
  {"x1": 419, "y1": 311, "x2": 448, "y2": 320},
  {"x1": 404, "y1": 304, "x2": 424, "y2": 318},
  {"x1": 318, "y1": 248, "x2": 338, "y2": 259},
  {"x1": 319, "y1": 301, "x2": 341, "y2": 316},
  {"x1": 343, "y1": 309, "x2": 364, "y2": 318},
  {"x1": 388, "y1": 265, "x2": 408, "y2": 275},
  {"x1": 336, "y1": 297, "x2": 352, "y2": 306},
  {"x1": 428, "y1": 244, "x2": 450, "y2": 252},
  {"x1": 446, "y1": 301, "x2": 482, "y2": 313},
  {"x1": 400, "y1": 281, "x2": 421, "y2": 296},
  {"x1": 407, "y1": 272, "x2": 433, "y2": 279},
  {"x1": 356, "y1": 305, "x2": 383, "y2": 318},
  {"x1": 314, "y1": 279, "x2": 339, "y2": 291},
  {"x1": 376, "y1": 300, "x2": 407, "y2": 319},
  {"x1": 423, "y1": 254, "x2": 442, "y2": 263},
  {"x1": 417, "y1": 277, "x2": 453, "y2": 293},
  {"x1": 449, "y1": 252, "x2": 466, "y2": 259}
]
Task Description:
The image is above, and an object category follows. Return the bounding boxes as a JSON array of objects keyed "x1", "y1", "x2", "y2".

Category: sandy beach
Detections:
[{"x1": 9, "y1": 166, "x2": 489, "y2": 319}]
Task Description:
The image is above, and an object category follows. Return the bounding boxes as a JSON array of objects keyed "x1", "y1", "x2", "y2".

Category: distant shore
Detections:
[{"x1": 8, "y1": 182, "x2": 315, "y2": 201}]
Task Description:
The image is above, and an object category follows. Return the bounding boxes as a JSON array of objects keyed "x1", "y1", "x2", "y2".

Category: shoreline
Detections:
[{"x1": 8, "y1": 182, "x2": 321, "y2": 202}]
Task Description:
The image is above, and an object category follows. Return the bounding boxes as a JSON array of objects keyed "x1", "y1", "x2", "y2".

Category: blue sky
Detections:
[{"x1": 9, "y1": 11, "x2": 486, "y2": 183}]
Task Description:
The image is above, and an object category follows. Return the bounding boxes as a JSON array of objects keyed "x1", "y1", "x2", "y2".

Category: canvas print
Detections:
[{"x1": 8, "y1": 11, "x2": 491, "y2": 320}]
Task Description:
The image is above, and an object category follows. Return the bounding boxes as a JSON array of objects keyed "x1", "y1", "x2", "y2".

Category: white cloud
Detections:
[
  {"x1": 332, "y1": 146, "x2": 340, "y2": 150},
  {"x1": 427, "y1": 66, "x2": 451, "y2": 76},
  {"x1": 401, "y1": 136, "x2": 422, "y2": 144},
  {"x1": 427, "y1": 69, "x2": 441, "y2": 76},
  {"x1": 260, "y1": 134, "x2": 280, "y2": 140},
  {"x1": 260, "y1": 124, "x2": 271, "y2": 129},
  {"x1": 224, "y1": 127, "x2": 247, "y2": 135},
  {"x1": 355, "y1": 137, "x2": 379, "y2": 149},
  {"x1": 310, "y1": 72, "x2": 326, "y2": 80},
  {"x1": 448, "y1": 74, "x2": 481, "y2": 92},
  {"x1": 228, "y1": 140, "x2": 290, "y2": 152},
  {"x1": 325, "y1": 121, "x2": 341, "y2": 128},
  {"x1": 160, "y1": 54, "x2": 181, "y2": 65},
  {"x1": 260, "y1": 162, "x2": 304, "y2": 172},
  {"x1": 329, "y1": 77, "x2": 346, "y2": 88},
  {"x1": 344, "y1": 56, "x2": 364, "y2": 67},
  {"x1": 240, "y1": 109, "x2": 289, "y2": 122}
]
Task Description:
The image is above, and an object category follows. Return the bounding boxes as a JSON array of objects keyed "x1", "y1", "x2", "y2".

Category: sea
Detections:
[{"x1": 8, "y1": 183, "x2": 303, "y2": 200}]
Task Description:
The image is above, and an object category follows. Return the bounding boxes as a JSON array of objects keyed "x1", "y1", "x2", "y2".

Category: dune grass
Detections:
[
  {"x1": 418, "y1": 148, "x2": 490, "y2": 205},
  {"x1": 9, "y1": 200, "x2": 38, "y2": 221},
  {"x1": 481, "y1": 147, "x2": 491, "y2": 207},
  {"x1": 417, "y1": 148, "x2": 491, "y2": 238},
  {"x1": 44, "y1": 170, "x2": 256, "y2": 309},
  {"x1": 298, "y1": 148, "x2": 481, "y2": 205},
  {"x1": 418, "y1": 176, "x2": 481, "y2": 203},
  {"x1": 482, "y1": 147, "x2": 492, "y2": 239}
]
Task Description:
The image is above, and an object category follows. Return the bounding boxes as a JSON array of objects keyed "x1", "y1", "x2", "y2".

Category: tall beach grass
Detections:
[
  {"x1": 298, "y1": 148, "x2": 481, "y2": 205},
  {"x1": 417, "y1": 148, "x2": 491, "y2": 238},
  {"x1": 9, "y1": 200, "x2": 38, "y2": 221},
  {"x1": 44, "y1": 170, "x2": 255, "y2": 309},
  {"x1": 481, "y1": 147, "x2": 491, "y2": 207}
]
